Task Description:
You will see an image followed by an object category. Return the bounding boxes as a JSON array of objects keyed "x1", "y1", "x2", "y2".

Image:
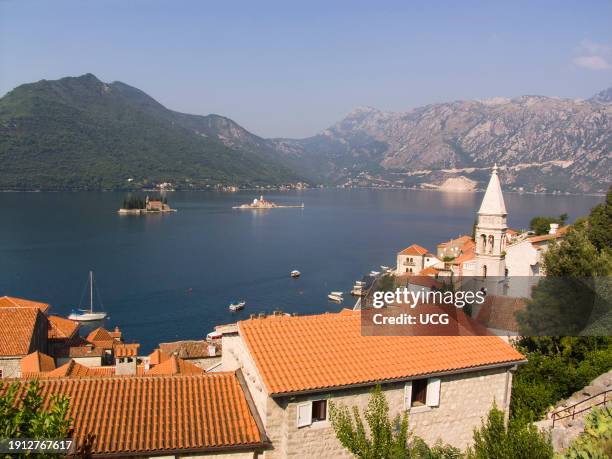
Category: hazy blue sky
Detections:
[{"x1": 1, "y1": 0, "x2": 611, "y2": 138}]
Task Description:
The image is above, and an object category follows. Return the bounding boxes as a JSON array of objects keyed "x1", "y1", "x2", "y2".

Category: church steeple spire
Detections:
[
  {"x1": 475, "y1": 165, "x2": 508, "y2": 278},
  {"x1": 478, "y1": 163, "x2": 507, "y2": 216}
]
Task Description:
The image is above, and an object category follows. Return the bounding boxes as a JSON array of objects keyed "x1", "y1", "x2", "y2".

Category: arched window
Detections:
[
  {"x1": 480, "y1": 234, "x2": 487, "y2": 253},
  {"x1": 488, "y1": 235, "x2": 494, "y2": 254},
  {"x1": 482, "y1": 265, "x2": 487, "y2": 278}
]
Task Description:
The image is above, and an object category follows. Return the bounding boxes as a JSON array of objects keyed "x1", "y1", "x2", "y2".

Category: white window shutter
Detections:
[
  {"x1": 297, "y1": 402, "x2": 312, "y2": 428},
  {"x1": 426, "y1": 378, "x2": 441, "y2": 407},
  {"x1": 404, "y1": 382, "x2": 413, "y2": 410}
]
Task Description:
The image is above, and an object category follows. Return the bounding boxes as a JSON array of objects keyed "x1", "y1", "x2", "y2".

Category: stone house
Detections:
[
  {"x1": 221, "y1": 310, "x2": 525, "y2": 457},
  {"x1": 396, "y1": 244, "x2": 441, "y2": 274},
  {"x1": 159, "y1": 339, "x2": 222, "y2": 370},
  {"x1": 0, "y1": 305, "x2": 49, "y2": 378}
]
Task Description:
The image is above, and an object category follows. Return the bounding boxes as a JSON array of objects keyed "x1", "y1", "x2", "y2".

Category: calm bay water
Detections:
[{"x1": 0, "y1": 189, "x2": 602, "y2": 352}]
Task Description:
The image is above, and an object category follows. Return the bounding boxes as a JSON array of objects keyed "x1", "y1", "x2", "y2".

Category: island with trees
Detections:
[{"x1": 117, "y1": 195, "x2": 176, "y2": 215}]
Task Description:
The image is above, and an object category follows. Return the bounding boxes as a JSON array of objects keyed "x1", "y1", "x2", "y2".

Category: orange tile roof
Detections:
[
  {"x1": 239, "y1": 312, "x2": 525, "y2": 396},
  {"x1": 20, "y1": 351, "x2": 56, "y2": 375},
  {"x1": 148, "y1": 348, "x2": 171, "y2": 365},
  {"x1": 528, "y1": 225, "x2": 570, "y2": 243},
  {"x1": 44, "y1": 360, "x2": 114, "y2": 378},
  {"x1": 113, "y1": 343, "x2": 140, "y2": 358},
  {"x1": 437, "y1": 235, "x2": 472, "y2": 248},
  {"x1": 48, "y1": 315, "x2": 79, "y2": 340},
  {"x1": 159, "y1": 340, "x2": 216, "y2": 358},
  {"x1": 146, "y1": 355, "x2": 205, "y2": 376},
  {"x1": 86, "y1": 327, "x2": 115, "y2": 349},
  {"x1": 0, "y1": 308, "x2": 44, "y2": 356},
  {"x1": 1, "y1": 374, "x2": 267, "y2": 455},
  {"x1": 0, "y1": 296, "x2": 50, "y2": 314},
  {"x1": 476, "y1": 296, "x2": 526, "y2": 332},
  {"x1": 398, "y1": 244, "x2": 429, "y2": 256},
  {"x1": 418, "y1": 266, "x2": 441, "y2": 277},
  {"x1": 407, "y1": 274, "x2": 443, "y2": 289},
  {"x1": 109, "y1": 326, "x2": 122, "y2": 340},
  {"x1": 65, "y1": 345, "x2": 105, "y2": 358}
]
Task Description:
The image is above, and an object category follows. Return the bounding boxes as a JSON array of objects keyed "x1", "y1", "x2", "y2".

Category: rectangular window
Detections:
[
  {"x1": 411, "y1": 379, "x2": 428, "y2": 406},
  {"x1": 312, "y1": 400, "x2": 327, "y2": 422}
]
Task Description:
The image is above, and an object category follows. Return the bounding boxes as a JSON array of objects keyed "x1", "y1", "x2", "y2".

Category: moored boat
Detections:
[
  {"x1": 68, "y1": 271, "x2": 108, "y2": 322},
  {"x1": 229, "y1": 301, "x2": 246, "y2": 312},
  {"x1": 328, "y1": 292, "x2": 344, "y2": 303},
  {"x1": 290, "y1": 270, "x2": 301, "y2": 278}
]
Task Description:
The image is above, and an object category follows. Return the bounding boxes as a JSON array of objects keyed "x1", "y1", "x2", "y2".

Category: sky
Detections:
[{"x1": 1, "y1": 0, "x2": 611, "y2": 138}]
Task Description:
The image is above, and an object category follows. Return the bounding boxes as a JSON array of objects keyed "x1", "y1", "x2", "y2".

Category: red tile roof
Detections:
[
  {"x1": 48, "y1": 315, "x2": 79, "y2": 340},
  {"x1": 44, "y1": 360, "x2": 114, "y2": 378},
  {"x1": 148, "y1": 348, "x2": 171, "y2": 365},
  {"x1": 2, "y1": 374, "x2": 267, "y2": 455},
  {"x1": 437, "y1": 235, "x2": 472, "y2": 248},
  {"x1": 0, "y1": 308, "x2": 44, "y2": 356},
  {"x1": 398, "y1": 244, "x2": 429, "y2": 256},
  {"x1": 86, "y1": 327, "x2": 115, "y2": 350},
  {"x1": 528, "y1": 225, "x2": 570, "y2": 243},
  {"x1": 113, "y1": 343, "x2": 140, "y2": 358},
  {"x1": 159, "y1": 340, "x2": 217, "y2": 359},
  {"x1": 0, "y1": 296, "x2": 50, "y2": 314},
  {"x1": 20, "y1": 351, "x2": 56, "y2": 375},
  {"x1": 146, "y1": 355, "x2": 205, "y2": 376},
  {"x1": 476, "y1": 296, "x2": 526, "y2": 332},
  {"x1": 239, "y1": 311, "x2": 525, "y2": 395}
]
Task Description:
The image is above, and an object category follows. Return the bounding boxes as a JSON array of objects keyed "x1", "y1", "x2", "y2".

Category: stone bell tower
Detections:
[{"x1": 475, "y1": 165, "x2": 507, "y2": 278}]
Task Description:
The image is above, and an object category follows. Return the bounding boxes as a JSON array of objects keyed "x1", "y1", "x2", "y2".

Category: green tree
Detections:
[
  {"x1": 561, "y1": 406, "x2": 612, "y2": 458},
  {"x1": 587, "y1": 185, "x2": 612, "y2": 253},
  {"x1": 529, "y1": 214, "x2": 568, "y2": 236},
  {"x1": 467, "y1": 405, "x2": 553, "y2": 459},
  {"x1": 0, "y1": 380, "x2": 71, "y2": 458},
  {"x1": 329, "y1": 385, "x2": 460, "y2": 459}
]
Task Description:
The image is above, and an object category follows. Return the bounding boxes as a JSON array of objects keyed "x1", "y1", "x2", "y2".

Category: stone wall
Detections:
[
  {"x1": 0, "y1": 357, "x2": 21, "y2": 378},
  {"x1": 262, "y1": 367, "x2": 513, "y2": 458}
]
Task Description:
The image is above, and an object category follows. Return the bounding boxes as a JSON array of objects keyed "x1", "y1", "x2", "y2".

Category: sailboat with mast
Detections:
[{"x1": 68, "y1": 271, "x2": 108, "y2": 321}]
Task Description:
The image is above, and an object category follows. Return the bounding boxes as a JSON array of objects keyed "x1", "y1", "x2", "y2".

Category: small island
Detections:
[
  {"x1": 232, "y1": 195, "x2": 304, "y2": 210},
  {"x1": 118, "y1": 195, "x2": 176, "y2": 215}
]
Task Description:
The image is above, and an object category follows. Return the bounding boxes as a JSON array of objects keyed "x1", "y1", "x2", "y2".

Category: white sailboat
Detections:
[{"x1": 68, "y1": 271, "x2": 108, "y2": 321}]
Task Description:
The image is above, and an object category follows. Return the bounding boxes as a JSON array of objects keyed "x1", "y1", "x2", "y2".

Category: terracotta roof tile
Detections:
[
  {"x1": 86, "y1": 327, "x2": 114, "y2": 343},
  {"x1": 0, "y1": 296, "x2": 50, "y2": 314},
  {"x1": 0, "y1": 308, "x2": 43, "y2": 356},
  {"x1": 476, "y1": 295, "x2": 526, "y2": 332},
  {"x1": 437, "y1": 235, "x2": 472, "y2": 248},
  {"x1": 20, "y1": 351, "x2": 56, "y2": 375},
  {"x1": 528, "y1": 225, "x2": 570, "y2": 243},
  {"x1": 44, "y1": 360, "x2": 114, "y2": 378},
  {"x1": 1, "y1": 373, "x2": 266, "y2": 454},
  {"x1": 159, "y1": 340, "x2": 215, "y2": 358},
  {"x1": 398, "y1": 244, "x2": 429, "y2": 256},
  {"x1": 239, "y1": 312, "x2": 525, "y2": 395},
  {"x1": 113, "y1": 343, "x2": 140, "y2": 358},
  {"x1": 48, "y1": 315, "x2": 79, "y2": 340},
  {"x1": 146, "y1": 355, "x2": 205, "y2": 376},
  {"x1": 148, "y1": 348, "x2": 171, "y2": 365}
]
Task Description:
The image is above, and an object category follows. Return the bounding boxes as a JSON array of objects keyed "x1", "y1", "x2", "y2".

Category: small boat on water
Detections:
[
  {"x1": 328, "y1": 292, "x2": 344, "y2": 303},
  {"x1": 351, "y1": 281, "x2": 366, "y2": 296},
  {"x1": 290, "y1": 270, "x2": 301, "y2": 278},
  {"x1": 68, "y1": 271, "x2": 108, "y2": 322},
  {"x1": 229, "y1": 301, "x2": 246, "y2": 312},
  {"x1": 369, "y1": 270, "x2": 381, "y2": 277}
]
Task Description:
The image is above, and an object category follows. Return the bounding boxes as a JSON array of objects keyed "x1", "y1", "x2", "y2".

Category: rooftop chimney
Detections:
[{"x1": 208, "y1": 345, "x2": 216, "y2": 357}]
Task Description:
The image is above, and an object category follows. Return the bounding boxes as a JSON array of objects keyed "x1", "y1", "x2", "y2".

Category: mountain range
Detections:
[{"x1": 0, "y1": 74, "x2": 610, "y2": 193}]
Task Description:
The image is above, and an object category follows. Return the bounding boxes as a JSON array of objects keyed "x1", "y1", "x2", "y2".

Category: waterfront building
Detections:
[
  {"x1": 395, "y1": 244, "x2": 441, "y2": 274},
  {"x1": 221, "y1": 309, "x2": 525, "y2": 455},
  {"x1": 159, "y1": 339, "x2": 222, "y2": 370}
]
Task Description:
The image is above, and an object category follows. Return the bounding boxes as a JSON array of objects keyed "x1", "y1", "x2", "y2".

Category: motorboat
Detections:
[
  {"x1": 290, "y1": 270, "x2": 301, "y2": 278},
  {"x1": 328, "y1": 292, "x2": 343, "y2": 303},
  {"x1": 229, "y1": 301, "x2": 246, "y2": 312},
  {"x1": 369, "y1": 270, "x2": 381, "y2": 277},
  {"x1": 68, "y1": 271, "x2": 108, "y2": 322}
]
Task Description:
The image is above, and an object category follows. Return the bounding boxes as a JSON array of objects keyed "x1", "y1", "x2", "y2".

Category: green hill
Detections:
[{"x1": 0, "y1": 74, "x2": 301, "y2": 190}]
